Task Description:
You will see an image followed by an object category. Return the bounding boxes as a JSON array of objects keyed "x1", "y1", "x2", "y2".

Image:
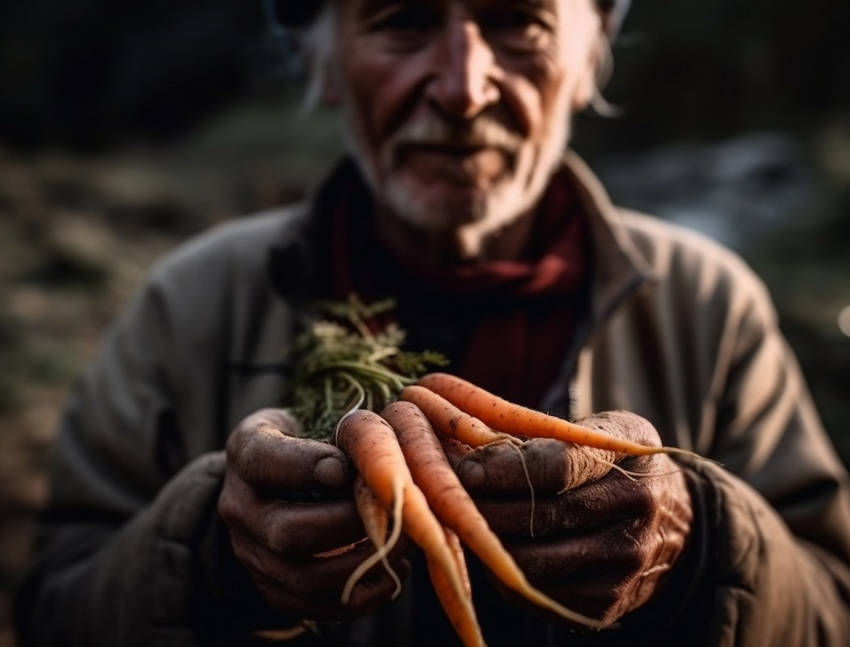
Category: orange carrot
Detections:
[
  {"x1": 399, "y1": 385, "x2": 520, "y2": 448},
  {"x1": 335, "y1": 410, "x2": 485, "y2": 647},
  {"x1": 352, "y1": 473, "x2": 402, "y2": 599},
  {"x1": 427, "y1": 525, "x2": 479, "y2": 641},
  {"x1": 417, "y1": 373, "x2": 696, "y2": 458},
  {"x1": 400, "y1": 384, "x2": 540, "y2": 535},
  {"x1": 382, "y1": 401, "x2": 608, "y2": 629},
  {"x1": 354, "y1": 473, "x2": 390, "y2": 548}
]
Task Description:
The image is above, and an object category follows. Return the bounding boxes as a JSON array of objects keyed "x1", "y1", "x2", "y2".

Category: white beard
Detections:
[{"x1": 342, "y1": 118, "x2": 570, "y2": 242}]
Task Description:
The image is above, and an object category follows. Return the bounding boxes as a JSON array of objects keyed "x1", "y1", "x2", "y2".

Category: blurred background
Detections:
[{"x1": 1, "y1": 1, "x2": 849, "y2": 644}]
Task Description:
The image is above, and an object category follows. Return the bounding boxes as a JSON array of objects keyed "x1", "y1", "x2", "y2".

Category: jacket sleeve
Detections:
[
  {"x1": 685, "y1": 281, "x2": 850, "y2": 647},
  {"x1": 14, "y1": 275, "x2": 282, "y2": 646},
  {"x1": 621, "y1": 272, "x2": 850, "y2": 647},
  {"x1": 566, "y1": 262, "x2": 850, "y2": 647}
]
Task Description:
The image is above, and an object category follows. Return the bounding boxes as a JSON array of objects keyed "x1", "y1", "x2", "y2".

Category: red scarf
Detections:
[{"x1": 325, "y1": 169, "x2": 589, "y2": 409}]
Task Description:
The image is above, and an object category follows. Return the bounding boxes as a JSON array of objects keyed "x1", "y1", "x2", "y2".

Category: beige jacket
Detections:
[{"x1": 15, "y1": 155, "x2": 850, "y2": 646}]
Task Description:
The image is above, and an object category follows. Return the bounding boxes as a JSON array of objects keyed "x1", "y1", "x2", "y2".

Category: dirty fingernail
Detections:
[
  {"x1": 459, "y1": 461, "x2": 486, "y2": 489},
  {"x1": 314, "y1": 457, "x2": 346, "y2": 487}
]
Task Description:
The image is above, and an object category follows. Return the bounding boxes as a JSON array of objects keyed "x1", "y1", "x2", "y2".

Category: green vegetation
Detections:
[{"x1": 287, "y1": 296, "x2": 447, "y2": 440}]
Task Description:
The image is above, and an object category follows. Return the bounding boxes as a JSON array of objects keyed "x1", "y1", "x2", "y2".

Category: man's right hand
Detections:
[{"x1": 218, "y1": 408, "x2": 410, "y2": 622}]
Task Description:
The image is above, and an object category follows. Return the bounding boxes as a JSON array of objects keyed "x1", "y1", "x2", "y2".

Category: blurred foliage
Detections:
[
  {"x1": 2, "y1": 0, "x2": 850, "y2": 151},
  {"x1": 0, "y1": 0, "x2": 265, "y2": 150},
  {"x1": 574, "y1": 0, "x2": 850, "y2": 154}
]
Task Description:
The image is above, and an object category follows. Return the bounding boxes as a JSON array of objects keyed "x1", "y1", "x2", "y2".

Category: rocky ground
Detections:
[{"x1": 0, "y1": 151, "x2": 216, "y2": 646}]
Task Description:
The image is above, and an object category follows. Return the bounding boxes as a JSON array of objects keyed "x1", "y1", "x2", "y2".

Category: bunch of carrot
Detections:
[{"x1": 333, "y1": 372, "x2": 697, "y2": 646}]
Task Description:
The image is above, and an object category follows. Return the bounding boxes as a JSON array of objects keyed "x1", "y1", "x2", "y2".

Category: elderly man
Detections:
[{"x1": 15, "y1": 0, "x2": 850, "y2": 646}]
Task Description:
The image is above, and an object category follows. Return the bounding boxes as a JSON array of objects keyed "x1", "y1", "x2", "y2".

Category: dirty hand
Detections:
[
  {"x1": 445, "y1": 411, "x2": 693, "y2": 626},
  {"x1": 218, "y1": 408, "x2": 410, "y2": 622}
]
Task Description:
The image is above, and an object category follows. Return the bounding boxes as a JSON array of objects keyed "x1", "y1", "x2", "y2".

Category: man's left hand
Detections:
[{"x1": 444, "y1": 411, "x2": 693, "y2": 626}]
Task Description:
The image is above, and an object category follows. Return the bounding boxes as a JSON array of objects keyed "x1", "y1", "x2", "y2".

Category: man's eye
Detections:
[
  {"x1": 482, "y1": 10, "x2": 537, "y2": 30},
  {"x1": 479, "y1": 9, "x2": 552, "y2": 43},
  {"x1": 370, "y1": 5, "x2": 440, "y2": 32}
]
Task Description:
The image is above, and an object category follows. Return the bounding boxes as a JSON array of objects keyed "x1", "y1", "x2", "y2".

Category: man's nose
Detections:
[{"x1": 427, "y1": 20, "x2": 500, "y2": 120}]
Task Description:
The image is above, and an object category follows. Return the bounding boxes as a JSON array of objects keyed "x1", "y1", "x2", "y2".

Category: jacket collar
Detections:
[
  {"x1": 267, "y1": 158, "x2": 360, "y2": 310},
  {"x1": 559, "y1": 150, "x2": 656, "y2": 331},
  {"x1": 268, "y1": 154, "x2": 655, "y2": 331}
]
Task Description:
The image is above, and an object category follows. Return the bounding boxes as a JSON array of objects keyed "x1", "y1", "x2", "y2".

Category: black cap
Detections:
[
  {"x1": 269, "y1": 0, "x2": 629, "y2": 29},
  {"x1": 269, "y1": 0, "x2": 324, "y2": 27}
]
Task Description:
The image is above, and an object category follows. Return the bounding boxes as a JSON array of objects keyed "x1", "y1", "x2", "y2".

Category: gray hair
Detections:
[{"x1": 297, "y1": 3, "x2": 337, "y2": 111}]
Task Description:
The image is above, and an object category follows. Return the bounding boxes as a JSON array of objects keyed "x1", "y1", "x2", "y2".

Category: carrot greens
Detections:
[{"x1": 286, "y1": 295, "x2": 447, "y2": 439}]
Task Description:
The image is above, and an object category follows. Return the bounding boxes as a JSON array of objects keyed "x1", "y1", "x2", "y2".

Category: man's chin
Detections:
[{"x1": 381, "y1": 179, "x2": 490, "y2": 233}]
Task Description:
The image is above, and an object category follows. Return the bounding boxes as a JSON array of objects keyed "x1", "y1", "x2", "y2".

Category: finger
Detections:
[
  {"x1": 450, "y1": 438, "x2": 572, "y2": 495},
  {"x1": 575, "y1": 410, "x2": 663, "y2": 450},
  {"x1": 262, "y1": 499, "x2": 366, "y2": 556},
  {"x1": 229, "y1": 424, "x2": 352, "y2": 491},
  {"x1": 237, "y1": 408, "x2": 304, "y2": 437},
  {"x1": 250, "y1": 558, "x2": 413, "y2": 622},
  {"x1": 502, "y1": 522, "x2": 648, "y2": 584},
  {"x1": 232, "y1": 532, "x2": 411, "y2": 619},
  {"x1": 446, "y1": 410, "x2": 665, "y2": 495},
  {"x1": 494, "y1": 573, "x2": 627, "y2": 628},
  {"x1": 488, "y1": 527, "x2": 650, "y2": 627},
  {"x1": 472, "y1": 468, "x2": 657, "y2": 537},
  {"x1": 499, "y1": 523, "x2": 670, "y2": 626},
  {"x1": 220, "y1": 472, "x2": 366, "y2": 555},
  {"x1": 344, "y1": 557, "x2": 412, "y2": 614}
]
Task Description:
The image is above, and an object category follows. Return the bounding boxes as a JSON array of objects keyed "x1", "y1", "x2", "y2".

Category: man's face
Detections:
[{"x1": 329, "y1": 0, "x2": 602, "y2": 244}]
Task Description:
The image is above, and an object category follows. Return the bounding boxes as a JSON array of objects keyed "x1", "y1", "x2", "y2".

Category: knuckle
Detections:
[
  {"x1": 229, "y1": 533, "x2": 255, "y2": 567},
  {"x1": 629, "y1": 482, "x2": 656, "y2": 515},
  {"x1": 614, "y1": 542, "x2": 645, "y2": 574},
  {"x1": 234, "y1": 433, "x2": 269, "y2": 480},
  {"x1": 217, "y1": 490, "x2": 238, "y2": 524},
  {"x1": 607, "y1": 520, "x2": 652, "y2": 574},
  {"x1": 217, "y1": 475, "x2": 247, "y2": 526},
  {"x1": 256, "y1": 408, "x2": 303, "y2": 436},
  {"x1": 263, "y1": 509, "x2": 300, "y2": 555}
]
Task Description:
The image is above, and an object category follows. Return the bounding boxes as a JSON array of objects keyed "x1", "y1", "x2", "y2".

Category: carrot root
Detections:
[
  {"x1": 342, "y1": 476, "x2": 404, "y2": 604},
  {"x1": 503, "y1": 440, "x2": 536, "y2": 538},
  {"x1": 252, "y1": 620, "x2": 316, "y2": 642},
  {"x1": 352, "y1": 480, "x2": 403, "y2": 597},
  {"x1": 426, "y1": 526, "x2": 484, "y2": 647}
]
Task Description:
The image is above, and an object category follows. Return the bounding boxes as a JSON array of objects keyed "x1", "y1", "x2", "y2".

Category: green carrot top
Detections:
[{"x1": 286, "y1": 294, "x2": 448, "y2": 440}]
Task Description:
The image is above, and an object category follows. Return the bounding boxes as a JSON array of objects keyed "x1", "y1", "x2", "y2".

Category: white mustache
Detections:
[{"x1": 392, "y1": 116, "x2": 522, "y2": 152}]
